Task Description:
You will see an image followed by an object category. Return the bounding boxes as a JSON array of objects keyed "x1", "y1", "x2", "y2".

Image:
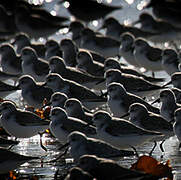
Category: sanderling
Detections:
[
  {"x1": 13, "y1": 33, "x2": 46, "y2": 58},
  {"x1": 64, "y1": 98, "x2": 93, "y2": 124},
  {"x1": 104, "y1": 57, "x2": 164, "y2": 83},
  {"x1": 99, "y1": 17, "x2": 122, "y2": 40},
  {"x1": 0, "y1": 148, "x2": 39, "y2": 174},
  {"x1": 92, "y1": 110, "x2": 161, "y2": 149},
  {"x1": 119, "y1": 32, "x2": 140, "y2": 67},
  {"x1": 105, "y1": 69, "x2": 163, "y2": 97},
  {"x1": 0, "y1": 101, "x2": 50, "y2": 138},
  {"x1": 161, "y1": 49, "x2": 180, "y2": 76},
  {"x1": 60, "y1": 38, "x2": 78, "y2": 67},
  {"x1": 49, "y1": 107, "x2": 96, "y2": 144},
  {"x1": 76, "y1": 50, "x2": 104, "y2": 77},
  {"x1": 14, "y1": 5, "x2": 67, "y2": 39},
  {"x1": 133, "y1": 12, "x2": 181, "y2": 34},
  {"x1": 78, "y1": 155, "x2": 153, "y2": 180},
  {"x1": 159, "y1": 89, "x2": 181, "y2": 122},
  {"x1": 17, "y1": 75, "x2": 53, "y2": 108},
  {"x1": 49, "y1": 56, "x2": 105, "y2": 90},
  {"x1": 132, "y1": 12, "x2": 181, "y2": 42},
  {"x1": 59, "y1": 0, "x2": 122, "y2": 22},
  {"x1": 45, "y1": 39, "x2": 62, "y2": 60},
  {"x1": 134, "y1": 38, "x2": 163, "y2": 74},
  {"x1": 145, "y1": 0, "x2": 181, "y2": 28},
  {"x1": 173, "y1": 108, "x2": 181, "y2": 149},
  {"x1": 67, "y1": 131, "x2": 134, "y2": 162},
  {"x1": 0, "y1": 43, "x2": 22, "y2": 75},
  {"x1": 107, "y1": 82, "x2": 159, "y2": 117},
  {"x1": 45, "y1": 73, "x2": 107, "y2": 109},
  {"x1": 100, "y1": 17, "x2": 157, "y2": 40},
  {"x1": 80, "y1": 28, "x2": 120, "y2": 58},
  {"x1": 21, "y1": 47, "x2": 49, "y2": 82},
  {"x1": 64, "y1": 167, "x2": 94, "y2": 180},
  {"x1": 68, "y1": 21, "x2": 85, "y2": 47},
  {"x1": 128, "y1": 102, "x2": 173, "y2": 152}
]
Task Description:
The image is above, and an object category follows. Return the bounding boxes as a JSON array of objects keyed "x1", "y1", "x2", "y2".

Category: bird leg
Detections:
[
  {"x1": 39, "y1": 133, "x2": 47, "y2": 152},
  {"x1": 149, "y1": 141, "x2": 157, "y2": 156},
  {"x1": 160, "y1": 139, "x2": 165, "y2": 153}
]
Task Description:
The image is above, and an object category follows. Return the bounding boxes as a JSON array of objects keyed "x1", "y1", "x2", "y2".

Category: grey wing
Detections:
[
  {"x1": 62, "y1": 120, "x2": 96, "y2": 135},
  {"x1": 105, "y1": 120, "x2": 147, "y2": 136},
  {"x1": 86, "y1": 139, "x2": 120, "y2": 157},
  {"x1": 15, "y1": 111, "x2": 49, "y2": 126},
  {"x1": 145, "y1": 114, "x2": 173, "y2": 131},
  {"x1": 95, "y1": 36, "x2": 120, "y2": 47}
]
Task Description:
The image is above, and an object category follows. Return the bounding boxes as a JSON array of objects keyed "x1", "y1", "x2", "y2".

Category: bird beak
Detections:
[
  {"x1": 16, "y1": 84, "x2": 21, "y2": 90},
  {"x1": 97, "y1": 24, "x2": 106, "y2": 31},
  {"x1": 131, "y1": 20, "x2": 140, "y2": 26},
  {"x1": 58, "y1": 142, "x2": 70, "y2": 151},
  {"x1": 41, "y1": 102, "x2": 52, "y2": 109},
  {"x1": 120, "y1": 112, "x2": 130, "y2": 118},
  {"x1": 95, "y1": 78, "x2": 105, "y2": 85},
  {"x1": 11, "y1": 40, "x2": 16, "y2": 45},
  {"x1": 151, "y1": 98, "x2": 160, "y2": 105},
  {"x1": 162, "y1": 80, "x2": 172, "y2": 88},
  {"x1": 41, "y1": 82, "x2": 47, "y2": 87}
]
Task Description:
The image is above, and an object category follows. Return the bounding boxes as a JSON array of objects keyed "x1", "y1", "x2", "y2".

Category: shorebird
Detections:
[
  {"x1": 49, "y1": 56, "x2": 105, "y2": 90},
  {"x1": 21, "y1": 47, "x2": 49, "y2": 82},
  {"x1": 64, "y1": 98, "x2": 93, "y2": 124},
  {"x1": 0, "y1": 43, "x2": 22, "y2": 75},
  {"x1": 134, "y1": 38, "x2": 163, "y2": 75},
  {"x1": 80, "y1": 28, "x2": 120, "y2": 58},
  {"x1": 78, "y1": 155, "x2": 154, "y2": 180},
  {"x1": 0, "y1": 101, "x2": 50, "y2": 138},
  {"x1": 92, "y1": 110, "x2": 162, "y2": 149},
  {"x1": 45, "y1": 73, "x2": 106, "y2": 109},
  {"x1": 104, "y1": 57, "x2": 164, "y2": 83},
  {"x1": 49, "y1": 107, "x2": 96, "y2": 144},
  {"x1": 104, "y1": 69, "x2": 163, "y2": 97},
  {"x1": 59, "y1": 0, "x2": 122, "y2": 22},
  {"x1": 67, "y1": 131, "x2": 134, "y2": 162},
  {"x1": 76, "y1": 50, "x2": 104, "y2": 77},
  {"x1": 17, "y1": 75, "x2": 53, "y2": 108},
  {"x1": 107, "y1": 82, "x2": 160, "y2": 117},
  {"x1": 161, "y1": 49, "x2": 180, "y2": 76},
  {"x1": 13, "y1": 33, "x2": 46, "y2": 58}
]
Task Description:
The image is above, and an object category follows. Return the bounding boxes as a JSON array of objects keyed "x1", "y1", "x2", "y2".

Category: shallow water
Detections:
[{"x1": 3, "y1": 0, "x2": 181, "y2": 179}]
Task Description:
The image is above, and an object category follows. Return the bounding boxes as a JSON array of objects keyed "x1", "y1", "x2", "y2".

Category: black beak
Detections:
[
  {"x1": 162, "y1": 80, "x2": 172, "y2": 88},
  {"x1": 58, "y1": 142, "x2": 70, "y2": 151},
  {"x1": 41, "y1": 102, "x2": 52, "y2": 109},
  {"x1": 97, "y1": 24, "x2": 106, "y2": 31},
  {"x1": 151, "y1": 98, "x2": 160, "y2": 105},
  {"x1": 41, "y1": 82, "x2": 47, "y2": 87},
  {"x1": 120, "y1": 112, "x2": 130, "y2": 118},
  {"x1": 16, "y1": 84, "x2": 21, "y2": 90},
  {"x1": 96, "y1": 78, "x2": 105, "y2": 85}
]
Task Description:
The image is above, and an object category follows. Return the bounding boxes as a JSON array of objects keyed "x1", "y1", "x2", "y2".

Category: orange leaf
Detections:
[{"x1": 131, "y1": 155, "x2": 173, "y2": 180}]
